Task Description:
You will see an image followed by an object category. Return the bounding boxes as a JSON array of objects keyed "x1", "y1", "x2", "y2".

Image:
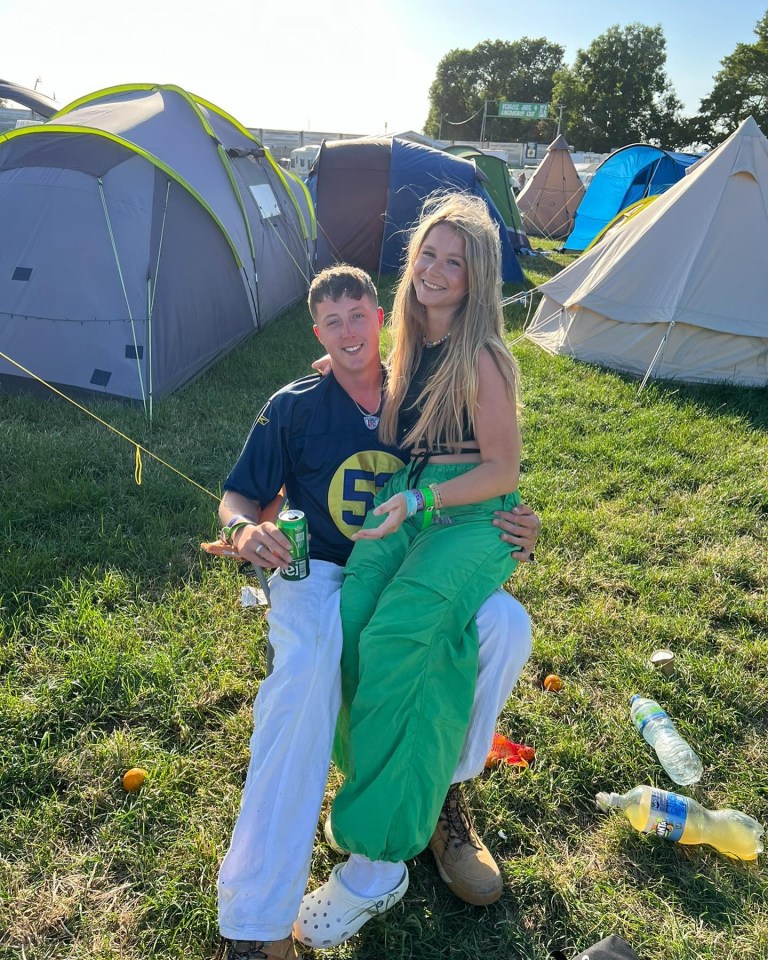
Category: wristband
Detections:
[
  {"x1": 419, "y1": 485, "x2": 435, "y2": 530},
  {"x1": 222, "y1": 515, "x2": 256, "y2": 544},
  {"x1": 403, "y1": 489, "x2": 421, "y2": 517}
]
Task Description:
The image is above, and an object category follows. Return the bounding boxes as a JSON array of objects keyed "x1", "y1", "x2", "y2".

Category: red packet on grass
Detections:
[{"x1": 485, "y1": 733, "x2": 535, "y2": 769}]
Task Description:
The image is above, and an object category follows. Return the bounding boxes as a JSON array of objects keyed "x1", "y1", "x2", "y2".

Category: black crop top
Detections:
[{"x1": 396, "y1": 341, "x2": 479, "y2": 453}]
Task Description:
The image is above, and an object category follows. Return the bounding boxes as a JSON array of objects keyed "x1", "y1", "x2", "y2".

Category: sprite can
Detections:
[{"x1": 277, "y1": 509, "x2": 310, "y2": 581}]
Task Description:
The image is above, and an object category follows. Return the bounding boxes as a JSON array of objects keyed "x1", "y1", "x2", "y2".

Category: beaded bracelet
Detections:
[{"x1": 428, "y1": 482, "x2": 444, "y2": 509}]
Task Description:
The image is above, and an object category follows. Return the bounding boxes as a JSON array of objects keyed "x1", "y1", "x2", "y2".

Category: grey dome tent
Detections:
[{"x1": 0, "y1": 83, "x2": 315, "y2": 404}]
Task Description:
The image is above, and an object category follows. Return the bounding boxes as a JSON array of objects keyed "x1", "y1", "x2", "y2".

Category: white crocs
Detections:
[{"x1": 293, "y1": 862, "x2": 409, "y2": 948}]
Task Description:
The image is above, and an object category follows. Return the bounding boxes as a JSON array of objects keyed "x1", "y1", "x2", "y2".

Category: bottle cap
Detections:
[{"x1": 650, "y1": 649, "x2": 675, "y2": 676}]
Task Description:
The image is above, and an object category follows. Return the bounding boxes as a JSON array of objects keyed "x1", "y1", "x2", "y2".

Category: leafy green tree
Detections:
[
  {"x1": 690, "y1": 10, "x2": 768, "y2": 148},
  {"x1": 551, "y1": 23, "x2": 684, "y2": 151},
  {"x1": 424, "y1": 38, "x2": 565, "y2": 142}
]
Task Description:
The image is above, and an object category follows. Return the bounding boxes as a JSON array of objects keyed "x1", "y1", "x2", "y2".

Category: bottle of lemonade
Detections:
[{"x1": 596, "y1": 786, "x2": 764, "y2": 861}]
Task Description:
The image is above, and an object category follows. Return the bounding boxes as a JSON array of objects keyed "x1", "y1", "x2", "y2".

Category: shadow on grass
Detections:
[
  {"x1": 648, "y1": 378, "x2": 768, "y2": 433},
  {"x1": 541, "y1": 357, "x2": 768, "y2": 434},
  {"x1": 347, "y1": 852, "x2": 553, "y2": 960},
  {"x1": 619, "y1": 837, "x2": 762, "y2": 929}
]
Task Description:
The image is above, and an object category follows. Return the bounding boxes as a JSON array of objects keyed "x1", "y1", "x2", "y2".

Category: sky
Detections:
[{"x1": 1, "y1": 0, "x2": 766, "y2": 135}]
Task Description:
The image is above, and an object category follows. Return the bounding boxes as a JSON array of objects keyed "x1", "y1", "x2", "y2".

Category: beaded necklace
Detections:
[{"x1": 423, "y1": 332, "x2": 451, "y2": 348}]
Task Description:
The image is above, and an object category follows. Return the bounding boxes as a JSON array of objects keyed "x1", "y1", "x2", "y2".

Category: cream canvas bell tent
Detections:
[
  {"x1": 516, "y1": 134, "x2": 585, "y2": 240},
  {"x1": 525, "y1": 117, "x2": 768, "y2": 387}
]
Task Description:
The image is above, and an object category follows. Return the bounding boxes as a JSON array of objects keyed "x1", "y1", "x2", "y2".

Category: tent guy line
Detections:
[{"x1": 0, "y1": 347, "x2": 221, "y2": 503}]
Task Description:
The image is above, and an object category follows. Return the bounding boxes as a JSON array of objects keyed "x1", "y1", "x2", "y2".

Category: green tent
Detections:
[{"x1": 444, "y1": 145, "x2": 530, "y2": 251}]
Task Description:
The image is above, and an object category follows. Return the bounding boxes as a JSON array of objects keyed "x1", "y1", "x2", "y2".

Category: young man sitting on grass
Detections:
[{"x1": 215, "y1": 265, "x2": 540, "y2": 960}]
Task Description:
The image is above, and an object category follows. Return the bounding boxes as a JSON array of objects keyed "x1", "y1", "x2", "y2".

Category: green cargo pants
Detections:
[{"x1": 331, "y1": 462, "x2": 520, "y2": 861}]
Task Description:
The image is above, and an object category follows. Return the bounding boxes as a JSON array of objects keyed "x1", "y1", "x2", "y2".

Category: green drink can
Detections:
[{"x1": 277, "y1": 508, "x2": 310, "y2": 581}]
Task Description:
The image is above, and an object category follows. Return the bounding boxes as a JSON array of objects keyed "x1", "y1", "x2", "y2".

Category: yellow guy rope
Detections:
[{"x1": 0, "y1": 349, "x2": 220, "y2": 502}]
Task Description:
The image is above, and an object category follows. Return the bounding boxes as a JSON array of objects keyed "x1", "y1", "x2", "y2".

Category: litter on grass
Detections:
[{"x1": 485, "y1": 733, "x2": 535, "y2": 768}]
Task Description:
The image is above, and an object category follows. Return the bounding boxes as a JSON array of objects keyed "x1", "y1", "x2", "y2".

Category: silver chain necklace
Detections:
[{"x1": 351, "y1": 391, "x2": 383, "y2": 430}]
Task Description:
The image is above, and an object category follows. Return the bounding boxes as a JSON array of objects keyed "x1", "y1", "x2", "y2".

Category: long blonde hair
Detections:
[{"x1": 378, "y1": 192, "x2": 520, "y2": 449}]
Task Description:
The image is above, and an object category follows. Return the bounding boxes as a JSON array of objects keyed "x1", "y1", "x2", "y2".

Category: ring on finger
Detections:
[{"x1": 255, "y1": 542, "x2": 266, "y2": 556}]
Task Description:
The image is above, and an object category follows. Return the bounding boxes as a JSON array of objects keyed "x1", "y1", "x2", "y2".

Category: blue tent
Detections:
[
  {"x1": 564, "y1": 144, "x2": 701, "y2": 252},
  {"x1": 307, "y1": 136, "x2": 524, "y2": 284}
]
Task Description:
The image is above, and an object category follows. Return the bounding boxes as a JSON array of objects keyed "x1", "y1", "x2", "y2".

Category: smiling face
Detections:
[
  {"x1": 412, "y1": 222, "x2": 469, "y2": 317},
  {"x1": 312, "y1": 294, "x2": 384, "y2": 380}
]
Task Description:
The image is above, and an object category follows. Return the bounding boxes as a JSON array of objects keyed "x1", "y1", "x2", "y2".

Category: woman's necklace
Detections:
[
  {"x1": 424, "y1": 331, "x2": 451, "y2": 348},
  {"x1": 351, "y1": 391, "x2": 383, "y2": 430}
]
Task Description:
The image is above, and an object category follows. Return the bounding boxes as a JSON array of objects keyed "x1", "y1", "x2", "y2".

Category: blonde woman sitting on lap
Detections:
[{"x1": 295, "y1": 193, "x2": 522, "y2": 948}]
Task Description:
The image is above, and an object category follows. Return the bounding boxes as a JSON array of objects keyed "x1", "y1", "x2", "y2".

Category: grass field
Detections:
[{"x1": 1, "y1": 246, "x2": 766, "y2": 960}]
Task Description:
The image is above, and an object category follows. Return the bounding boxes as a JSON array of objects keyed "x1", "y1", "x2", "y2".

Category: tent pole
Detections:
[
  {"x1": 150, "y1": 180, "x2": 171, "y2": 318},
  {"x1": 98, "y1": 177, "x2": 148, "y2": 414},
  {"x1": 147, "y1": 278, "x2": 153, "y2": 424},
  {"x1": 638, "y1": 321, "x2": 675, "y2": 393},
  {"x1": 146, "y1": 179, "x2": 171, "y2": 425}
]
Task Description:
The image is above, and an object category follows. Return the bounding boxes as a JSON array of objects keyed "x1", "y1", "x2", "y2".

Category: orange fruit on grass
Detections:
[
  {"x1": 122, "y1": 767, "x2": 148, "y2": 792},
  {"x1": 543, "y1": 674, "x2": 564, "y2": 692}
]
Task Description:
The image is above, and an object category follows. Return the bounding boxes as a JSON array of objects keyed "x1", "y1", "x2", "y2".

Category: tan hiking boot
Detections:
[
  {"x1": 215, "y1": 937, "x2": 297, "y2": 960},
  {"x1": 428, "y1": 783, "x2": 503, "y2": 906}
]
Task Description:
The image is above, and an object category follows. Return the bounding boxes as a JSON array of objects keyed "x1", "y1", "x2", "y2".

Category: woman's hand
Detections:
[{"x1": 352, "y1": 493, "x2": 408, "y2": 540}]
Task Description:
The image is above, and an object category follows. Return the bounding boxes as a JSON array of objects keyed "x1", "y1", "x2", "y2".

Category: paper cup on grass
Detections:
[{"x1": 650, "y1": 649, "x2": 675, "y2": 676}]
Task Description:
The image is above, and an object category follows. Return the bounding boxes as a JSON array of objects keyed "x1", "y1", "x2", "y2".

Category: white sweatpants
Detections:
[
  {"x1": 217, "y1": 560, "x2": 531, "y2": 942},
  {"x1": 453, "y1": 589, "x2": 532, "y2": 782}
]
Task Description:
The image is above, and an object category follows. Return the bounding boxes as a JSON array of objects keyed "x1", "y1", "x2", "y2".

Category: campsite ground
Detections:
[{"x1": 1, "y1": 244, "x2": 766, "y2": 960}]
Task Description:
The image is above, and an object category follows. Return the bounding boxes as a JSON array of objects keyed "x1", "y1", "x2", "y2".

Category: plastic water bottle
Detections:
[
  {"x1": 596, "y1": 786, "x2": 764, "y2": 861},
  {"x1": 630, "y1": 695, "x2": 703, "y2": 785}
]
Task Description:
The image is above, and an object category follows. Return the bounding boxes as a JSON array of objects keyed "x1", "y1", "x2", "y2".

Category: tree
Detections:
[
  {"x1": 551, "y1": 23, "x2": 684, "y2": 152},
  {"x1": 690, "y1": 10, "x2": 768, "y2": 148},
  {"x1": 424, "y1": 38, "x2": 565, "y2": 142}
]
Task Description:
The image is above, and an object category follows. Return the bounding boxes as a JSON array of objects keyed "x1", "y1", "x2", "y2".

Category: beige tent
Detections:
[
  {"x1": 525, "y1": 117, "x2": 768, "y2": 387},
  {"x1": 516, "y1": 134, "x2": 585, "y2": 239}
]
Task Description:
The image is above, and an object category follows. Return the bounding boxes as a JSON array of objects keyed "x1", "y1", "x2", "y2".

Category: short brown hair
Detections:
[{"x1": 307, "y1": 264, "x2": 378, "y2": 320}]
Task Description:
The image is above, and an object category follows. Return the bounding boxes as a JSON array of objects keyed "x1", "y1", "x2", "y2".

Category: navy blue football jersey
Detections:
[{"x1": 224, "y1": 372, "x2": 406, "y2": 565}]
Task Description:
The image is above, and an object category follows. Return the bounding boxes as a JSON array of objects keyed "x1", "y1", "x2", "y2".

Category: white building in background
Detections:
[
  {"x1": 0, "y1": 105, "x2": 40, "y2": 134},
  {"x1": 249, "y1": 128, "x2": 364, "y2": 162},
  {"x1": 289, "y1": 144, "x2": 321, "y2": 176},
  {"x1": 249, "y1": 126, "x2": 609, "y2": 179}
]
